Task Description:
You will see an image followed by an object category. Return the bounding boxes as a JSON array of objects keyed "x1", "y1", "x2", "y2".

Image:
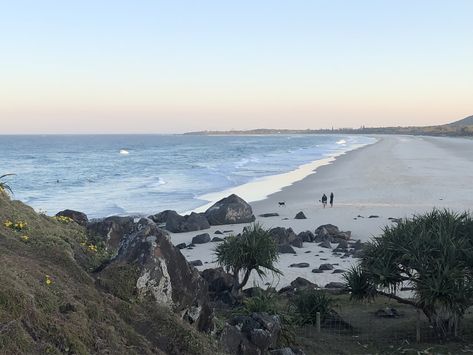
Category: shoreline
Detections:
[
  {"x1": 185, "y1": 137, "x2": 378, "y2": 214},
  {"x1": 171, "y1": 134, "x2": 473, "y2": 289}
]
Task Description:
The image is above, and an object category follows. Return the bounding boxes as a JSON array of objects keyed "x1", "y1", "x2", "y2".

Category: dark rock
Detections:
[
  {"x1": 290, "y1": 237, "x2": 304, "y2": 248},
  {"x1": 332, "y1": 269, "x2": 346, "y2": 274},
  {"x1": 176, "y1": 242, "x2": 187, "y2": 249},
  {"x1": 250, "y1": 328, "x2": 272, "y2": 350},
  {"x1": 294, "y1": 211, "x2": 307, "y2": 219},
  {"x1": 204, "y1": 194, "x2": 255, "y2": 225},
  {"x1": 223, "y1": 230, "x2": 233, "y2": 233},
  {"x1": 325, "y1": 282, "x2": 345, "y2": 289},
  {"x1": 192, "y1": 233, "x2": 211, "y2": 244},
  {"x1": 318, "y1": 240, "x2": 332, "y2": 249},
  {"x1": 242, "y1": 287, "x2": 265, "y2": 298},
  {"x1": 337, "y1": 240, "x2": 349, "y2": 249},
  {"x1": 278, "y1": 285, "x2": 294, "y2": 294},
  {"x1": 97, "y1": 222, "x2": 213, "y2": 332},
  {"x1": 315, "y1": 224, "x2": 340, "y2": 236},
  {"x1": 148, "y1": 210, "x2": 174, "y2": 224},
  {"x1": 298, "y1": 231, "x2": 315, "y2": 243},
  {"x1": 304, "y1": 250, "x2": 311, "y2": 254},
  {"x1": 165, "y1": 211, "x2": 210, "y2": 233},
  {"x1": 318, "y1": 263, "x2": 334, "y2": 271},
  {"x1": 333, "y1": 231, "x2": 351, "y2": 241},
  {"x1": 87, "y1": 215, "x2": 136, "y2": 254},
  {"x1": 368, "y1": 215, "x2": 379, "y2": 218},
  {"x1": 211, "y1": 237, "x2": 224, "y2": 242},
  {"x1": 289, "y1": 263, "x2": 309, "y2": 268},
  {"x1": 190, "y1": 260, "x2": 203, "y2": 266},
  {"x1": 352, "y1": 249, "x2": 364, "y2": 258},
  {"x1": 56, "y1": 209, "x2": 88, "y2": 226},
  {"x1": 201, "y1": 267, "x2": 234, "y2": 294},
  {"x1": 214, "y1": 230, "x2": 223, "y2": 234},
  {"x1": 312, "y1": 269, "x2": 324, "y2": 273},
  {"x1": 221, "y1": 313, "x2": 282, "y2": 354},
  {"x1": 259, "y1": 213, "x2": 279, "y2": 218},
  {"x1": 290, "y1": 277, "x2": 317, "y2": 290},
  {"x1": 270, "y1": 227, "x2": 298, "y2": 245},
  {"x1": 375, "y1": 307, "x2": 400, "y2": 318},
  {"x1": 278, "y1": 244, "x2": 296, "y2": 254},
  {"x1": 351, "y1": 240, "x2": 363, "y2": 250}
]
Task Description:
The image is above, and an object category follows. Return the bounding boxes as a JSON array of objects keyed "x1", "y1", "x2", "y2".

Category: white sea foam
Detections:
[{"x1": 119, "y1": 149, "x2": 130, "y2": 155}]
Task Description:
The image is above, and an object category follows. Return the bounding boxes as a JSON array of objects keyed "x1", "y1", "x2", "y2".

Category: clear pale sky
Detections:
[{"x1": 1, "y1": 1, "x2": 472, "y2": 133}]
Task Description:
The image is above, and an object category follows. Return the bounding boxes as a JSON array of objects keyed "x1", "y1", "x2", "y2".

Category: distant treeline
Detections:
[{"x1": 185, "y1": 125, "x2": 473, "y2": 137}]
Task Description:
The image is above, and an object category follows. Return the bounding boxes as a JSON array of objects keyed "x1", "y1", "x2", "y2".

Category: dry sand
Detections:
[{"x1": 170, "y1": 135, "x2": 473, "y2": 289}]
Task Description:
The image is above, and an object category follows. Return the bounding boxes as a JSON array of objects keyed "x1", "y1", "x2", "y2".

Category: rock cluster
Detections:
[
  {"x1": 148, "y1": 194, "x2": 256, "y2": 232},
  {"x1": 88, "y1": 217, "x2": 214, "y2": 332},
  {"x1": 219, "y1": 312, "x2": 285, "y2": 355}
]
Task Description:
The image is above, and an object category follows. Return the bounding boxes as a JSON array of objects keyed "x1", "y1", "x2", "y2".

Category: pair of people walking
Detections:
[{"x1": 321, "y1": 192, "x2": 334, "y2": 208}]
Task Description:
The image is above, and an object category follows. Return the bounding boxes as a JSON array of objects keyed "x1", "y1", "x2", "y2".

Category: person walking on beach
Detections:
[
  {"x1": 321, "y1": 193, "x2": 327, "y2": 208},
  {"x1": 330, "y1": 192, "x2": 334, "y2": 207}
]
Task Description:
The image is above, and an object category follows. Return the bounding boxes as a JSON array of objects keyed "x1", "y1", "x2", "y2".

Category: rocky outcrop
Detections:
[
  {"x1": 219, "y1": 313, "x2": 282, "y2": 355},
  {"x1": 56, "y1": 209, "x2": 88, "y2": 226},
  {"x1": 192, "y1": 233, "x2": 211, "y2": 244},
  {"x1": 314, "y1": 224, "x2": 352, "y2": 243},
  {"x1": 165, "y1": 211, "x2": 210, "y2": 233},
  {"x1": 87, "y1": 216, "x2": 136, "y2": 254},
  {"x1": 269, "y1": 227, "x2": 297, "y2": 245},
  {"x1": 204, "y1": 194, "x2": 255, "y2": 225},
  {"x1": 201, "y1": 267, "x2": 235, "y2": 305},
  {"x1": 277, "y1": 244, "x2": 296, "y2": 254},
  {"x1": 298, "y1": 231, "x2": 315, "y2": 242},
  {"x1": 97, "y1": 220, "x2": 213, "y2": 332},
  {"x1": 294, "y1": 211, "x2": 307, "y2": 219}
]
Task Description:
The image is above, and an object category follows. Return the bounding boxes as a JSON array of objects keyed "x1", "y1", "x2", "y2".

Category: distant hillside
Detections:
[
  {"x1": 448, "y1": 115, "x2": 473, "y2": 127},
  {"x1": 185, "y1": 114, "x2": 473, "y2": 137}
]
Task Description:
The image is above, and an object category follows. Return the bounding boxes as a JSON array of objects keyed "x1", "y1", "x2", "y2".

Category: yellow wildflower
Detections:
[
  {"x1": 45, "y1": 275, "x2": 52, "y2": 285},
  {"x1": 20, "y1": 235, "x2": 29, "y2": 241}
]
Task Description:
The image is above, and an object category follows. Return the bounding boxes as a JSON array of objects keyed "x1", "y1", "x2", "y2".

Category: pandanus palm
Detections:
[
  {"x1": 215, "y1": 223, "x2": 281, "y2": 298},
  {"x1": 344, "y1": 209, "x2": 473, "y2": 339}
]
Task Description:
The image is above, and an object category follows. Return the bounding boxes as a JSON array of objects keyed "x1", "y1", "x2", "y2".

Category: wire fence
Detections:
[{"x1": 294, "y1": 303, "x2": 473, "y2": 348}]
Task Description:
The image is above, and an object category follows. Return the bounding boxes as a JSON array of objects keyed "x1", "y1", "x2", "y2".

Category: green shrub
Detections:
[
  {"x1": 241, "y1": 289, "x2": 278, "y2": 315},
  {"x1": 290, "y1": 289, "x2": 333, "y2": 325}
]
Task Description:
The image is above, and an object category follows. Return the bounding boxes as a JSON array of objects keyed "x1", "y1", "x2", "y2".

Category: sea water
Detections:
[{"x1": 0, "y1": 134, "x2": 375, "y2": 218}]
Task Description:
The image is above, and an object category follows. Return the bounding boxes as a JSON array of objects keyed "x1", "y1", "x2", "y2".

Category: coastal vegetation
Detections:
[
  {"x1": 344, "y1": 209, "x2": 473, "y2": 339},
  {"x1": 0, "y1": 191, "x2": 221, "y2": 354},
  {"x1": 215, "y1": 223, "x2": 281, "y2": 298}
]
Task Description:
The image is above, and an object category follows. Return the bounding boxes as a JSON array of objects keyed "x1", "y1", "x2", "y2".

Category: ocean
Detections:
[{"x1": 0, "y1": 134, "x2": 375, "y2": 218}]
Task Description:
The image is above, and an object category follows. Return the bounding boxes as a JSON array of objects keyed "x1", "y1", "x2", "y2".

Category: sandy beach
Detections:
[{"x1": 170, "y1": 135, "x2": 473, "y2": 289}]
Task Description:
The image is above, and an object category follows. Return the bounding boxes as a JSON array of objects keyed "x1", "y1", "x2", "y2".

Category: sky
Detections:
[{"x1": 0, "y1": 0, "x2": 472, "y2": 134}]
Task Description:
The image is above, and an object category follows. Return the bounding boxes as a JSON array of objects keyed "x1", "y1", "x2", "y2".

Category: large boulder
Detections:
[
  {"x1": 294, "y1": 211, "x2": 307, "y2": 220},
  {"x1": 56, "y1": 209, "x2": 88, "y2": 226},
  {"x1": 192, "y1": 233, "x2": 211, "y2": 244},
  {"x1": 165, "y1": 211, "x2": 210, "y2": 233},
  {"x1": 298, "y1": 231, "x2": 315, "y2": 243},
  {"x1": 204, "y1": 194, "x2": 255, "y2": 225},
  {"x1": 97, "y1": 221, "x2": 213, "y2": 332},
  {"x1": 315, "y1": 224, "x2": 340, "y2": 236},
  {"x1": 269, "y1": 227, "x2": 298, "y2": 245},
  {"x1": 278, "y1": 244, "x2": 296, "y2": 254},
  {"x1": 87, "y1": 216, "x2": 136, "y2": 254},
  {"x1": 148, "y1": 209, "x2": 175, "y2": 224}
]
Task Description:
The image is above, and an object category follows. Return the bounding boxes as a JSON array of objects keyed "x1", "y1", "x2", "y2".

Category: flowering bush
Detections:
[
  {"x1": 3, "y1": 219, "x2": 28, "y2": 231},
  {"x1": 54, "y1": 215, "x2": 74, "y2": 224}
]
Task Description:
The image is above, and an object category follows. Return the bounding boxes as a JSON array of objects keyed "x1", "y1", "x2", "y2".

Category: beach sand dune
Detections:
[{"x1": 171, "y1": 135, "x2": 473, "y2": 289}]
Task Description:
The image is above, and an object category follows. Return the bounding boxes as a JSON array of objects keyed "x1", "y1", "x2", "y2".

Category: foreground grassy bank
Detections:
[{"x1": 0, "y1": 192, "x2": 221, "y2": 354}]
